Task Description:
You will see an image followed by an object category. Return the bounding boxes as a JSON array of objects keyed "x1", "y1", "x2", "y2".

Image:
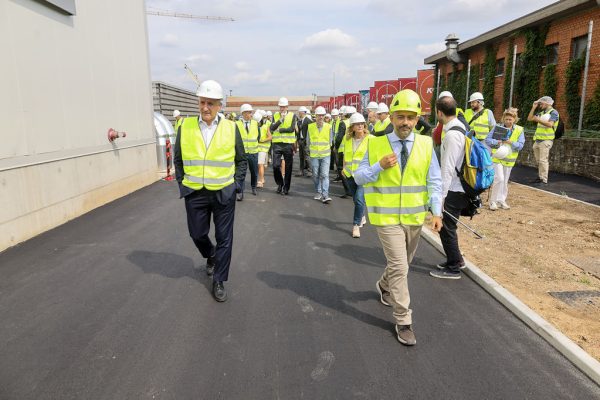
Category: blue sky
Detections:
[{"x1": 146, "y1": 0, "x2": 557, "y2": 97}]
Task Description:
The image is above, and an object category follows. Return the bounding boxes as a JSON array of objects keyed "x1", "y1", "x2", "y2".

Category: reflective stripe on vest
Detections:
[
  {"x1": 364, "y1": 134, "x2": 432, "y2": 226},
  {"x1": 181, "y1": 117, "x2": 236, "y2": 191},
  {"x1": 533, "y1": 108, "x2": 558, "y2": 141},
  {"x1": 236, "y1": 119, "x2": 260, "y2": 154},
  {"x1": 492, "y1": 124, "x2": 523, "y2": 167},
  {"x1": 373, "y1": 117, "x2": 391, "y2": 136},
  {"x1": 471, "y1": 109, "x2": 492, "y2": 140},
  {"x1": 258, "y1": 121, "x2": 271, "y2": 152},
  {"x1": 308, "y1": 122, "x2": 332, "y2": 158},
  {"x1": 343, "y1": 135, "x2": 370, "y2": 178},
  {"x1": 272, "y1": 113, "x2": 296, "y2": 144}
]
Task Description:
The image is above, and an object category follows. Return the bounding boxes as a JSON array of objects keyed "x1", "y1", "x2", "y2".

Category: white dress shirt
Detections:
[
  {"x1": 440, "y1": 117, "x2": 466, "y2": 198},
  {"x1": 199, "y1": 116, "x2": 220, "y2": 147}
]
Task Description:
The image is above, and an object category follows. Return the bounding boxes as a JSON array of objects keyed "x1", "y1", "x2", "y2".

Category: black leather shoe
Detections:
[
  {"x1": 212, "y1": 281, "x2": 227, "y2": 302},
  {"x1": 283, "y1": 189, "x2": 289, "y2": 195},
  {"x1": 236, "y1": 193, "x2": 243, "y2": 201},
  {"x1": 276, "y1": 185, "x2": 283, "y2": 194},
  {"x1": 206, "y1": 256, "x2": 215, "y2": 276},
  {"x1": 252, "y1": 188, "x2": 257, "y2": 195}
]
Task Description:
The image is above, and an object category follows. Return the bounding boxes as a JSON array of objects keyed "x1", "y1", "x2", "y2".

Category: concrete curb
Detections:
[{"x1": 421, "y1": 226, "x2": 600, "y2": 386}]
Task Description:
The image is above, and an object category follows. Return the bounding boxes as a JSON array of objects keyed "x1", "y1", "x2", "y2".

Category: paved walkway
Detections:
[{"x1": 1, "y1": 168, "x2": 599, "y2": 399}]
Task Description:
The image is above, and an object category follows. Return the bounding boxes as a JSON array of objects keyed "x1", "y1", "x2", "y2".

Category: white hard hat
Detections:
[
  {"x1": 315, "y1": 106, "x2": 326, "y2": 115},
  {"x1": 377, "y1": 103, "x2": 389, "y2": 113},
  {"x1": 349, "y1": 112, "x2": 366, "y2": 125},
  {"x1": 196, "y1": 80, "x2": 224, "y2": 99},
  {"x1": 252, "y1": 111, "x2": 262, "y2": 122},
  {"x1": 278, "y1": 97, "x2": 289, "y2": 106},
  {"x1": 325, "y1": 113, "x2": 331, "y2": 118},
  {"x1": 331, "y1": 108, "x2": 340, "y2": 116},
  {"x1": 367, "y1": 101, "x2": 379, "y2": 111},
  {"x1": 469, "y1": 92, "x2": 484, "y2": 103},
  {"x1": 346, "y1": 106, "x2": 357, "y2": 114},
  {"x1": 240, "y1": 103, "x2": 253, "y2": 113},
  {"x1": 494, "y1": 144, "x2": 511, "y2": 160},
  {"x1": 266, "y1": 110, "x2": 273, "y2": 116},
  {"x1": 298, "y1": 106, "x2": 309, "y2": 113},
  {"x1": 339, "y1": 106, "x2": 347, "y2": 114},
  {"x1": 173, "y1": 109, "x2": 181, "y2": 118},
  {"x1": 438, "y1": 91, "x2": 454, "y2": 99}
]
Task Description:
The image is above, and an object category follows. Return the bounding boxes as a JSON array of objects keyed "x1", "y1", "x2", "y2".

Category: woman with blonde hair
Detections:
[
  {"x1": 485, "y1": 108, "x2": 525, "y2": 210},
  {"x1": 342, "y1": 113, "x2": 370, "y2": 238}
]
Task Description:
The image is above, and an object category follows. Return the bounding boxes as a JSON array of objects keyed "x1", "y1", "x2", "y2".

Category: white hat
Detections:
[
  {"x1": 331, "y1": 108, "x2": 340, "y2": 116},
  {"x1": 252, "y1": 111, "x2": 262, "y2": 122},
  {"x1": 536, "y1": 96, "x2": 554, "y2": 105},
  {"x1": 298, "y1": 106, "x2": 309, "y2": 113},
  {"x1": 315, "y1": 106, "x2": 326, "y2": 115},
  {"x1": 494, "y1": 144, "x2": 511, "y2": 160},
  {"x1": 438, "y1": 91, "x2": 454, "y2": 99},
  {"x1": 469, "y1": 92, "x2": 484, "y2": 103},
  {"x1": 240, "y1": 103, "x2": 253, "y2": 113},
  {"x1": 377, "y1": 103, "x2": 389, "y2": 113},
  {"x1": 367, "y1": 101, "x2": 379, "y2": 111},
  {"x1": 196, "y1": 80, "x2": 224, "y2": 99},
  {"x1": 349, "y1": 112, "x2": 366, "y2": 124},
  {"x1": 346, "y1": 106, "x2": 357, "y2": 114},
  {"x1": 173, "y1": 109, "x2": 181, "y2": 118},
  {"x1": 325, "y1": 113, "x2": 331, "y2": 118},
  {"x1": 266, "y1": 110, "x2": 273, "y2": 116},
  {"x1": 278, "y1": 97, "x2": 289, "y2": 106}
]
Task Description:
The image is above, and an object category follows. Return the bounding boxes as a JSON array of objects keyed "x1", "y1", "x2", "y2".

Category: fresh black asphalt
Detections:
[{"x1": 1, "y1": 167, "x2": 599, "y2": 399}]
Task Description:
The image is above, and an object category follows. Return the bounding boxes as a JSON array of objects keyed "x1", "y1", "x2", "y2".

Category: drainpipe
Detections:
[
  {"x1": 577, "y1": 20, "x2": 594, "y2": 137},
  {"x1": 445, "y1": 34, "x2": 467, "y2": 64}
]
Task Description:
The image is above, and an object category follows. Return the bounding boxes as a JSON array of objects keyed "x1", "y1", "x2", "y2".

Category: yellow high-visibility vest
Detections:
[
  {"x1": 533, "y1": 108, "x2": 559, "y2": 141},
  {"x1": 308, "y1": 122, "x2": 332, "y2": 158},
  {"x1": 373, "y1": 117, "x2": 391, "y2": 136},
  {"x1": 364, "y1": 134, "x2": 432, "y2": 226},
  {"x1": 174, "y1": 118, "x2": 183, "y2": 132},
  {"x1": 343, "y1": 135, "x2": 370, "y2": 178},
  {"x1": 258, "y1": 121, "x2": 271, "y2": 153},
  {"x1": 180, "y1": 117, "x2": 236, "y2": 191},
  {"x1": 236, "y1": 119, "x2": 259, "y2": 154},
  {"x1": 464, "y1": 108, "x2": 493, "y2": 140},
  {"x1": 492, "y1": 124, "x2": 524, "y2": 167},
  {"x1": 337, "y1": 119, "x2": 349, "y2": 151},
  {"x1": 272, "y1": 113, "x2": 296, "y2": 144}
]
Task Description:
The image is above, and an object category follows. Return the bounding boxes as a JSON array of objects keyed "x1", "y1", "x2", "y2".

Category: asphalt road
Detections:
[{"x1": 1, "y1": 167, "x2": 599, "y2": 399}]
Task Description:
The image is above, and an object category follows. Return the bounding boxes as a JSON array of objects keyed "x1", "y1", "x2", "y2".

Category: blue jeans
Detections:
[
  {"x1": 310, "y1": 157, "x2": 330, "y2": 197},
  {"x1": 346, "y1": 177, "x2": 365, "y2": 225}
]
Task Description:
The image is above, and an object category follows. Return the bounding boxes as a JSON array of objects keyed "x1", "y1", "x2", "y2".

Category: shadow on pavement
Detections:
[
  {"x1": 313, "y1": 242, "x2": 385, "y2": 268},
  {"x1": 278, "y1": 213, "x2": 350, "y2": 234},
  {"x1": 257, "y1": 271, "x2": 392, "y2": 331}
]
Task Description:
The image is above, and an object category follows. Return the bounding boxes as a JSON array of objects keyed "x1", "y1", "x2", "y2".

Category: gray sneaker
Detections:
[
  {"x1": 395, "y1": 324, "x2": 416, "y2": 346},
  {"x1": 436, "y1": 261, "x2": 466, "y2": 270},
  {"x1": 376, "y1": 281, "x2": 391, "y2": 307},
  {"x1": 430, "y1": 267, "x2": 461, "y2": 279}
]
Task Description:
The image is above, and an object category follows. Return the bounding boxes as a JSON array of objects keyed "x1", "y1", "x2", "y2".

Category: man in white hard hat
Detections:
[
  {"x1": 307, "y1": 106, "x2": 333, "y2": 203},
  {"x1": 235, "y1": 103, "x2": 261, "y2": 199},
  {"x1": 173, "y1": 109, "x2": 184, "y2": 132},
  {"x1": 174, "y1": 79, "x2": 247, "y2": 303},
  {"x1": 527, "y1": 96, "x2": 559, "y2": 185},
  {"x1": 464, "y1": 92, "x2": 495, "y2": 143},
  {"x1": 366, "y1": 101, "x2": 379, "y2": 133},
  {"x1": 270, "y1": 97, "x2": 298, "y2": 195},
  {"x1": 296, "y1": 106, "x2": 311, "y2": 177},
  {"x1": 372, "y1": 103, "x2": 393, "y2": 137},
  {"x1": 333, "y1": 106, "x2": 354, "y2": 197},
  {"x1": 330, "y1": 108, "x2": 341, "y2": 172}
]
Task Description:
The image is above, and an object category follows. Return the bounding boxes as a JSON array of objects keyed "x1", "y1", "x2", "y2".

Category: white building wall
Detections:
[{"x1": 0, "y1": 0, "x2": 158, "y2": 251}]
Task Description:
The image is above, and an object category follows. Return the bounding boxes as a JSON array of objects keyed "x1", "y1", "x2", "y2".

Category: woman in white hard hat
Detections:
[
  {"x1": 343, "y1": 113, "x2": 370, "y2": 238},
  {"x1": 485, "y1": 108, "x2": 525, "y2": 210}
]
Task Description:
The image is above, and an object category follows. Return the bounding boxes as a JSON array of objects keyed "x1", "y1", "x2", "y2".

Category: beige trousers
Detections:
[
  {"x1": 376, "y1": 224, "x2": 422, "y2": 325},
  {"x1": 532, "y1": 140, "x2": 553, "y2": 183}
]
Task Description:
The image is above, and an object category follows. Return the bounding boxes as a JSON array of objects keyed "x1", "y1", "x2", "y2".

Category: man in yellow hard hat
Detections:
[
  {"x1": 174, "y1": 80, "x2": 247, "y2": 303},
  {"x1": 354, "y1": 89, "x2": 443, "y2": 346}
]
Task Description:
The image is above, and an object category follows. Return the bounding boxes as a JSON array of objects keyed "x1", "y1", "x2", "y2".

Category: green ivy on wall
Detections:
[
  {"x1": 469, "y1": 63, "x2": 480, "y2": 97},
  {"x1": 449, "y1": 64, "x2": 467, "y2": 110},
  {"x1": 482, "y1": 45, "x2": 497, "y2": 111},
  {"x1": 542, "y1": 63, "x2": 558, "y2": 102},
  {"x1": 513, "y1": 25, "x2": 548, "y2": 126},
  {"x1": 583, "y1": 78, "x2": 600, "y2": 130},
  {"x1": 565, "y1": 56, "x2": 585, "y2": 129},
  {"x1": 503, "y1": 38, "x2": 515, "y2": 110}
]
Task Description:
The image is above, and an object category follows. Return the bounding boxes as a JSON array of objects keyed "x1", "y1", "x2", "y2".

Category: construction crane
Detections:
[
  {"x1": 184, "y1": 64, "x2": 201, "y2": 86},
  {"x1": 146, "y1": 8, "x2": 234, "y2": 22}
]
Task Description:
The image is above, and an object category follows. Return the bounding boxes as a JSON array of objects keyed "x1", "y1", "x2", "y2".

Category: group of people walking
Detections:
[{"x1": 172, "y1": 79, "x2": 560, "y2": 347}]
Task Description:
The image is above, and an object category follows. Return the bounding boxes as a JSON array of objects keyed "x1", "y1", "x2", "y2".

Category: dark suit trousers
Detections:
[
  {"x1": 440, "y1": 191, "x2": 468, "y2": 271},
  {"x1": 241, "y1": 153, "x2": 258, "y2": 191},
  {"x1": 272, "y1": 143, "x2": 293, "y2": 190},
  {"x1": 185, "y1": 189, "x2": 236, "y2": 282}
]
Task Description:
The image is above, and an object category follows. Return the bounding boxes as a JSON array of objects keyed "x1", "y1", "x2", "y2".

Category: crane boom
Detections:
[
  {"x1": 184, "y1": 64, "x2": 201, "y2": 86},
  {"x1": 146, "y1": 9, "x2": 234, "y2": 22}
]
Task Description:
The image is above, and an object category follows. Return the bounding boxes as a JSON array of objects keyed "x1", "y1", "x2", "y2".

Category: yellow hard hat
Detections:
[{"x1": 389, "y1": 89, "x2": 422, "y2": 116}]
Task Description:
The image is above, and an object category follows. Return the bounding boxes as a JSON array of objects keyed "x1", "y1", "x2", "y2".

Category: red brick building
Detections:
[{"x1": 424, "y1": 0, "x2": 599, "y2": 128}]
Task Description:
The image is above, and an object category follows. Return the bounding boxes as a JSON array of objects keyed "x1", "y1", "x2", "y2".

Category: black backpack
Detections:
[{"x1": 554, "y1": 118, "x2": 564, "y2": 139}]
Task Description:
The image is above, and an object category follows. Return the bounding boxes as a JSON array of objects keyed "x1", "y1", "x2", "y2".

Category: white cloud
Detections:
[
  {"x1": 160, "y1": 33, "x2": 179, "y2": 47},
  {"x1": 184, "y1": 54, "x2": 212, "y2": 65},
  {"x1": 232, "y1": 69, "x2": 273, "y2": 85},
  {"x1": 235, "y1": 61, "x2": 251, "y2": 71},
  {"x1": 300, "y1": 29, "x2": 358, "y2": 52},
  {"x1": 415, "y1": 42, "x2": 446, "y2": 57}
]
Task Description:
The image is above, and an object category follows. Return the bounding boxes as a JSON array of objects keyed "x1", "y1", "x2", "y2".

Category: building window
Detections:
[
  {"x1": 571, "y1": 35, "x2": 588, "y2": 60},
  {"x1": 495, "y1": 58, "x2": 505, "y2": 76},
  {"x1": 479, "y1": 63, "x2": 485, "y2": 80},
  {"x1": 545, "y1": 43, "x2": 559, "y2": 65}
]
